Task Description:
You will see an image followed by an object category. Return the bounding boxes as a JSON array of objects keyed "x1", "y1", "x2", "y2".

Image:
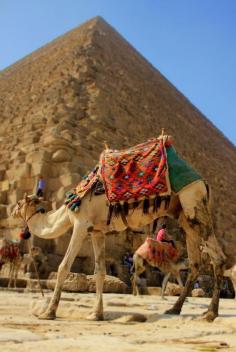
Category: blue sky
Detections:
[{"x1": 1, "y1": 0, "x2": 235, "y2": 145}]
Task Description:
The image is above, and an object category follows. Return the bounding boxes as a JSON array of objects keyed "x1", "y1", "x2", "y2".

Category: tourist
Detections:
[
  {"x1": 156, "y1": 224, "x2": 176, "y2": 248},
  {"x1": 36, "y1": 175, "x2": 46, "y2": 198}
]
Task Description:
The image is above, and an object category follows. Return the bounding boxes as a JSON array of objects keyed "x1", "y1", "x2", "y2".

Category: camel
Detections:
[
  {"x1": 0, "y1": 238, "x2": 47, "y2": 288},
  {"x1": 132, "y1": 248, "x2": 188, "y2": 298},
  {"x1": 12, "y1": 181, "x2": 227, "y2": 322},
  {"x1": 12, "y1": 136, "x2": 229, "y2": 322}
]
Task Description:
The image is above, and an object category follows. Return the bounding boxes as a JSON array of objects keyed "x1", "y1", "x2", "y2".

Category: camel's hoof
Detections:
[
  {"x1": 165, "y1": 308, "x2": 181, "y2": 315},
  {"x1": 202, "y1": 311, "x2": 217, "y2": 322},
  {"x1": 38, "y1": 311, "x2": 56, "y2": 320},
  {"x1": 86, "y1": 312, "x2": 104, "y2": 321}
]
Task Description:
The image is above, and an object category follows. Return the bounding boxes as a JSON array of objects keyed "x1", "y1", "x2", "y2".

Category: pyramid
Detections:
[{"x1": 0, "y1": 16, "x2": 235, "y2": 242}]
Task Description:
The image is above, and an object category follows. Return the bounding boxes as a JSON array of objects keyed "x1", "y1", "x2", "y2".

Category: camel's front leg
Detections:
[
  {"x1": 38, "y1": 222, "x2": 88, "y2": 320},
  {"x1": 88, "y1": 231, "x2": 106, "y2": 321},
  {"x1": 161, "y1": 272, "x2": 171, "y2": 299}
]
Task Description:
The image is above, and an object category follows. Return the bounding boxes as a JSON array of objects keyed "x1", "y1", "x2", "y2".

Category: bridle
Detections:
[{"x1": 17, "y1": 200, "x2": 39, "y2": 226}]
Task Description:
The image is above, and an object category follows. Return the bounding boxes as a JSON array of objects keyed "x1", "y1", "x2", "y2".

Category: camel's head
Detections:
[
  {"x1": 23, "y1": 246, "x2": 48, "y2": 265},
  {"x1": 12, "y1": 193, "x2": 45, "y2": 221}
]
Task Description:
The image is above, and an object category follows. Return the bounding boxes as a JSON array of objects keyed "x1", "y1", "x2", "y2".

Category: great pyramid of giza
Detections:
[{"x1": 0, "y1": 16, "x2": 235, "y2": 243}]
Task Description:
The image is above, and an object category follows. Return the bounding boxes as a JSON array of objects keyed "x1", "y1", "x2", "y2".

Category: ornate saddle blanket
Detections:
[
  {"x1": 100, "y1": 138, "x2": 171, "y2": 203},
  {"x1": 65, "y1": 135, "x2": 202, "y2": 215},
  {"x1": 136, "y1": 237, "x2": 178, "y2": 267},
  {"x1": 0, "y1": 242, "x2": 20, "y2": 261}
]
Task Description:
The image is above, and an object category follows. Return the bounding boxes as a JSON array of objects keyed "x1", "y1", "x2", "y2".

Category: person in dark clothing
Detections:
[{"x1": 36, "y1": 175, "x2": 46, "y2": 198}]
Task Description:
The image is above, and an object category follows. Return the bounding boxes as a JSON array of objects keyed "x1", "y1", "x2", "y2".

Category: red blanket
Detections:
[
  {"x1": 136, "y1": 237, "x2": 178, "y2": 266},
  {"x1": 100, "y1": 138, "x2": 170, "y2": 203}
]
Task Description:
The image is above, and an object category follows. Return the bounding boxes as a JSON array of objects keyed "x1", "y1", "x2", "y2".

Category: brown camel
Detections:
[
  {"x1": 0, "y1": 238, "x2": 47, "y2": 287},
  {"x1": 12, "y1": 136, "x2": 228, "y2": 322},
  {"x1": 132, "y1": 246, "x2": 188, "y2": 298}
]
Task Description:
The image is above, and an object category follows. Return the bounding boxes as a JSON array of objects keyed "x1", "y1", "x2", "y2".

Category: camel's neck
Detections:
[{"x1": 27, "y1": 205, "x2": 72, "y2": 239}]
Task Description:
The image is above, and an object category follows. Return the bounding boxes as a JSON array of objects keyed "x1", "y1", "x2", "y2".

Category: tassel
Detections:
[
  {"x1": 164, "y1": 196, "x2": 171, "y2": 209},
  {"x1": 107, "y1": 204, "x2": 114, "y2": 225},
  {"x1": 143, "y1": 198, "x2": 150, "y2": 214},
  {"x1": 132, "y1": 201, "x2": 140, "y2": 210},
  {"x1": 123, "y1": 201, "x2": 129, "y2": 216},
  {"x1": 114, "y1": 202, "x2": 122, "y2": 217},
  {"x1": 153, "y1": 195, "x2": 162, "y2": 212},
  {"x1": 152, "y1": 219, "x2": 158, "y2": 234}
]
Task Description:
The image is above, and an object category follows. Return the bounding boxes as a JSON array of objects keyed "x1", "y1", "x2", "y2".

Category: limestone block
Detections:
[
  {"x1": 47, "y1": 178, "x2": 61, "y2": 192},
  {"x1": 0, "y1": 191, "x2": 7, "y2": 204},
  {"x1": 191, "y1": 288, "x2": 206, "y2": 297},
  {"x1": 59, "y1": 173, "x2": 81, "y2": 187},
  {"x1": 87, "y1": 275, "x2": 128, "y2": 293},
  {"x1": 47, "y1": 272, "x2": 88, "y2": 292},
  {"x1": 0, "y1": 168, "x2": 5, "y2": 181},
  {"x1": 8, "y1": 189, "x2": 24, "y2": 204},
  {"x1": 26, "y1": 150, "x2": 51, "y2": 164},
  {"x1": 52, "y1": 149, "x2": 72, "y2": 162},
  {"x1": 43, "y1": 135, "x2": 71, "y2": 148},
  {"x1": 165, "y1": 282, "x2": 184, "y2": 296},
  {"x1": 17, "y1": 177, "x2": 35, "y2": 192},
  {"x1": 31, "y1": 162, "x2": 47, "y2": 177},
  {"x1": 0, "y1": 180, "x2": 9, "y2": 192},
  {"x1": 0, "y1": 205, "x2": 7, "y2": 218},
  {"x1": 7, "y1": 163, "x2": 31, "y2": 180}
]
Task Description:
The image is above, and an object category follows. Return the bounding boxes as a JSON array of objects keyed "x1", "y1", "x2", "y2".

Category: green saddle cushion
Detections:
[{"x1": 166, "y1": 146, "x2": 202, "y2": 193}]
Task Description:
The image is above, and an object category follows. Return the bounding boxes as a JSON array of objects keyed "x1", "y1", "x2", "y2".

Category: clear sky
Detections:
[{"x1": 1, "y1": 0, "x2": 235, "y2": 145}]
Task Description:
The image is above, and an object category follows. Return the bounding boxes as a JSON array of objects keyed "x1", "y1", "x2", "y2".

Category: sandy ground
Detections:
[{"x1": 0, "y1": 290, "x2": 236, "y2": 352}]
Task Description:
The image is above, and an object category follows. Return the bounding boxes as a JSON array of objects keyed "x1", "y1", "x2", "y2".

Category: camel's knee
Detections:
[{"x1": 94, "y1": 264, "x2": 106, "y2": 275}]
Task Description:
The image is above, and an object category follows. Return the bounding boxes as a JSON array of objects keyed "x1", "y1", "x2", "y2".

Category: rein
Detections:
[{"x1": 17, "y1": 199, "x2": 45, "y2": 297}]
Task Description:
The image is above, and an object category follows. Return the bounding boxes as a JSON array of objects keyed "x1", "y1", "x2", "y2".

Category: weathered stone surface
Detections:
[
  {"x1": 0, "y1": 205, "x2": 7, "y2": 218},
  {"x1": 0, "y1": 191, "x2": 7, "y2": 204},
  {"x1": 59, "y1": 173, "x2": 81, "y2": 187},
  {"x1": 87, "y1": 275, "x2": 128, "y2": 293},
  {"x1": 47, "y1": 272, "x2": 88, "y2": 292},
  {"x1": 165, "y1": 282, "x2": 184, "y2": 296},
  {"x1": 52, "y1": 149, "x2": 72, "y2": 162},
  {"x1": 191, "y1": 288, "x2": 206, "y2": 297}
]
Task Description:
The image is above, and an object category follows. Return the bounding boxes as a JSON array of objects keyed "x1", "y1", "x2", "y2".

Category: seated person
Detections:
[{"x1": 156, "y1": 224, "x2": 176, "y2": 248}]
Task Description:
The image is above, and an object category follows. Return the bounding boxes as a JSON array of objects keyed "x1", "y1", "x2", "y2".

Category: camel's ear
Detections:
[{"x1": 24, "y1": 193, "x2": 28, "y2": 201}]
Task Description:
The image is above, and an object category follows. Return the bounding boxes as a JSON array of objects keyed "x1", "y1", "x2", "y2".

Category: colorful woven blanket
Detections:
[
  {"x1": 136, "y1": 237, "x2": 178, "y2": 267},
  {"x1": 0, "y1": 242, "x2": 20, "y2": 260},
  {"x1": 100, "y1": 138, "x2": 171, "y2": 203}
]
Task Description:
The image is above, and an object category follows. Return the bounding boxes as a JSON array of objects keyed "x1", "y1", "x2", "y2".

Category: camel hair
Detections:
[
  {"x1": 12, "y1": 169, "x2": 233, "y2": 322},
  {"x1": 0, "y1": 238, "x2": 47, "y2": 288},
  {"x1": 132, "y1": 250, "x2": 188, "y2": 298}
]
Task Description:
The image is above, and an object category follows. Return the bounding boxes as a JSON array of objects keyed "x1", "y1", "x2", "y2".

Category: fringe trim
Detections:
[{"x1": 106, "y1": 195, "x2": 171, "y2": 225}]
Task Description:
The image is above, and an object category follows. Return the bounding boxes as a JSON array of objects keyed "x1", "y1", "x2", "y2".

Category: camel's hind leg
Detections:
[
  {"x1": 38, "y1": 222, "x2": 88, "y2": 320},
  {"x1": 8, "y1": 262, "x2": 14, "y2": 288},
  {"x1": 131, "y1": 254, "x2": 145, "y2": 296},
  {"x1": 87, "y1": 231, "x2": 106, "y2": 321},
  {"x1": 202, "y1": 234, "x2": 226, "y2": 321},
  {"x1": 165, "y1": 213, "x2": 201, "y2": 315}
]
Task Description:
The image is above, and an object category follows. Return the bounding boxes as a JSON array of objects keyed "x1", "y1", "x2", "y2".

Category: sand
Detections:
[{"x1": 0, "y1": 290, "x2": 235, "y2": 352}]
